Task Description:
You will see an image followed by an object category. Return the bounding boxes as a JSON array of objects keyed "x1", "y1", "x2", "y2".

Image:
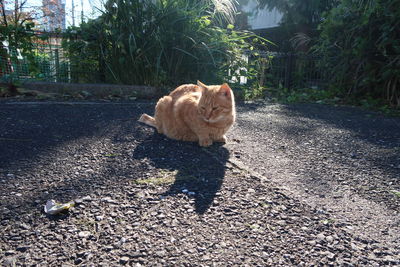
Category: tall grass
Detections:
[{"x1": 63, "y1": 0, "x2": 269, "y2": 87}]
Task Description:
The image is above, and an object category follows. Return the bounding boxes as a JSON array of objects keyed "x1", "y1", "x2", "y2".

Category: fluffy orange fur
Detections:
[{"x1": 139, "y1": 81, "x2": 236, "y2": 147}]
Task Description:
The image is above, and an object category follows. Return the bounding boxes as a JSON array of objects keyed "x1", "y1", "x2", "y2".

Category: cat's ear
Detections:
[
  {"x1": 219, "y1": 83, "x2": 232, "y2": 98},
  {"x1": 197, "y1": 80, "x2": 208, "y2": 91}
]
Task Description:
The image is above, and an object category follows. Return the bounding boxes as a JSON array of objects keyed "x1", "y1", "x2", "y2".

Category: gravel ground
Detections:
[
  {"x1": 0, "y1": 100, "x2": 399, "y2": 266},
  {"x1": 214, "y1": 102, "x2": 400, "y2": 245}
]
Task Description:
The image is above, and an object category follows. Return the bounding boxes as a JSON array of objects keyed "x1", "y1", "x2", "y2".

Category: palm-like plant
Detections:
[{"x1": 64, "y1": 0, "x2": 268, "y2": 87}]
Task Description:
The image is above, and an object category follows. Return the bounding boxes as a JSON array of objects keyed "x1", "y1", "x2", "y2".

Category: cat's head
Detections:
[{"x1": 197, "y1": 80, "x2": 235, "y2": 123}]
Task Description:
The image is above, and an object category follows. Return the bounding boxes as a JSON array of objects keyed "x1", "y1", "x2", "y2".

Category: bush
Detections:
[
  {"x1": 62, "y1": 0, "x2": 269, "y2": 87},
  {"x1": 314, "y1": 0, "x2": 400, "y2": 108}
]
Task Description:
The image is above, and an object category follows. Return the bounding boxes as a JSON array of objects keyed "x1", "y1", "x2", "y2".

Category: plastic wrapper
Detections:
[{"x1": 44, "y1": 199, "x2": 74, "y2": 215}]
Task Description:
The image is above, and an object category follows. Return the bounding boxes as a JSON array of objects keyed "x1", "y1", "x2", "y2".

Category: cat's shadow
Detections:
[{"x1": 131, "y1": 132, "x2": 229, "y2": 214}]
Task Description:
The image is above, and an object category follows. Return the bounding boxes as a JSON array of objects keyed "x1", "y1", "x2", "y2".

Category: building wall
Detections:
[
  {"x1": 240, "y1": 0, "x2": 282, "y2": 30},
  {"x1": 42, "y1": 0, "x2": 66, "y2": 31}
]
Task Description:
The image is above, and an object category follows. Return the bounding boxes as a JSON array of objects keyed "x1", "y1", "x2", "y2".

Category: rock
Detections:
[
  {"x1": 307, "y1": 240, "x2": 316, "y2": 246},
  {"x1": 16, "y1": 245, "x2": 30, "y2": 252},
  {"x1": 81, "y1": 196, "x2": 92, "y2": 203},
  {"x1": 351, "y1": 243, "x2": 361, "y2": 251},
  {"x1": 117, "y1": 237, "x2": 127, "y2": 246},
  {"x1": 81, "y1": 90, "x2": 92, "y2": 98},
  {"x1": 77, "y1": 250, "x2": 87, "y2": 258},
  {"x1": 383, "y1": 255, "x2": 399, "y2": 264},
  {"x1": 3, "y1": 257, "x2": 16, "y2": 267},
  {"x1": 74, "y1": 197, "x2": 83, "y2": 205},
  {"x1": 104, "y1": 246, "x2": 114, "y2": 251},
  {"x1": 78, "y1": 231, "x2": 91, "y2": 238},
  {"x1": 283, "y1": 254, "x2": 291, "y2": 259},
  {"x1": 320, "y1": 251, "x2": 335, "y2": 260},
  {"x1": 202, "y1": 255, "x2": 211, "y2": 261},
  {"x1": 316, "y1": 233, "x2": 326, "y2": 242},
  {"x1": 326, "y1": 236, "x2": 334, "y2": 243},
  {"x1": 155, "y1": 250, "x2": 166, "y2": 257},
  {"x1": 277, "y1": 220, "x2": 286, "y2": 226},
  {"x1": 120, "y1": 256, "x2": 130, "y2": 264},
  {"x1": 5, "y1": 250, "x2": 16, "y2": 256},
  {"x1": 19, "y1": 223, "x2": 31, "y2": 230},
  {"x1": 101, "y1": 197, "x2": 117, "y2": 204}
]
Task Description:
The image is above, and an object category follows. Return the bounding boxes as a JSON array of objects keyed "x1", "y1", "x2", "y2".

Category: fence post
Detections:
[
  {"x1": 283, "y1": 53, "x2": 291, "y2": 89},
  {"x1": 55, "y1": 48, "x2": 60, "y2": 82},
  {"x1": 99, "y1": 45, "x2": 106, "y2": 83}
]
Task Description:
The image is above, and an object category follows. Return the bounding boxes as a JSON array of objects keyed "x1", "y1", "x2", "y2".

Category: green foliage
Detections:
[
  {"x1": 62, "y1": 0, "x2": 269, "y2": 87},
  {"x1": 268, "y1": 86, "x2": 340, "y2": 104},
  {"x1": 314, "y1": 0, "x2": 400, "y2": 108},
  {"x1": 63, "y1": 22, "x2": 103, "y2": 83},
  {"x1": 0, "y1": 22, "x2": 43, "y2": 77},
  {"x1": 0, "y1": 22, "x2": 35, "y2": 59}
]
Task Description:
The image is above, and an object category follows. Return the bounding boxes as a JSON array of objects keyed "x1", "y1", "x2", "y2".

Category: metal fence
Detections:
[
  {"x1": 1, "y1": 31, "x2": 327, "y2": 89},
  {"x1": 250, "y1": 51, "x2": 328, "y2": 90},
  {"x1": 0, "y1": 31, "x2": 101, "y2": 84}
]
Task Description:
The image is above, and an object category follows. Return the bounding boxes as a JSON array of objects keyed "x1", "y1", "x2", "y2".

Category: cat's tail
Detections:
[{"x1": 138, "y1": 113, "x2": 156, "y2": 128}]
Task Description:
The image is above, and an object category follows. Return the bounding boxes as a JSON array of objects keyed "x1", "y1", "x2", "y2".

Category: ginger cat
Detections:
[{"x1": 139, "y1": 81, "x2": 236, "y2": 147}]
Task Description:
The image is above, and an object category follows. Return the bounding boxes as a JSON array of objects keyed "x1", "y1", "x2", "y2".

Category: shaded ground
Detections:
[
  {"x1": 215, "y1": 102, "x2": 400, "y2": 245},
  {"x1": 0, "y1": 100, "x2": 399, "y2": 266}
]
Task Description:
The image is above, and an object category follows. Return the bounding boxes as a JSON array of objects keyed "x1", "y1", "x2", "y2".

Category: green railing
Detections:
[{"x1": 0, "y1": 31, "x2": 101, "y2": 84}]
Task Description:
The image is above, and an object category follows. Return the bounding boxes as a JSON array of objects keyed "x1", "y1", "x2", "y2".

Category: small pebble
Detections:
[
  {"x1": 326, "y1": 236, "x2": 334, "y2": 243},
  {"x1": 307, "y1": 240, "x2": 316, "y2": 246},
  {"x1": 78, "y1": 231, "x2": 91, "y2": 238},
  {"x1": 5, "y1": 250, "x2": 16, "y2": 256},
  {"x1": 82, "y1": 196, "x2": 92, "y2": 201},
  {"x1": 120, "y1": 256, "x2": 130, "y2": 264},
  {"x1": 3, "y1": 257, "x2": 16, "y2": 267}
]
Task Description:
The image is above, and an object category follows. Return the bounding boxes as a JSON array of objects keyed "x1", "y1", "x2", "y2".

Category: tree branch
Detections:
[{"x1": 0, "y1": 0, "x2": 8, "y2": 27}]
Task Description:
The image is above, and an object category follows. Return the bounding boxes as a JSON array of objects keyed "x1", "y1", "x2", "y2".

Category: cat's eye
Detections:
[
  {"x1": 201, "y1": 106, "x2": 206, "y2": 110},
  {"x1": 212, "y1": 107, "x2": 218, "y2": 110}
]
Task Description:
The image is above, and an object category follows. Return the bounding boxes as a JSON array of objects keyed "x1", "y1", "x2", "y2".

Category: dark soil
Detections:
[{"x1": 0, "y1": 100, "x2": 399, "y2": 266}]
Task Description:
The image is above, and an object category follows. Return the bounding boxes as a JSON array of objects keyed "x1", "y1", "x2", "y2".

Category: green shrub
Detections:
[
  {"x1": 62, "y1": 0, "x2": 269, "y2": 87},
  {"x1": 314, "y1": 0, "x2": 400, "y2": 108}
]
